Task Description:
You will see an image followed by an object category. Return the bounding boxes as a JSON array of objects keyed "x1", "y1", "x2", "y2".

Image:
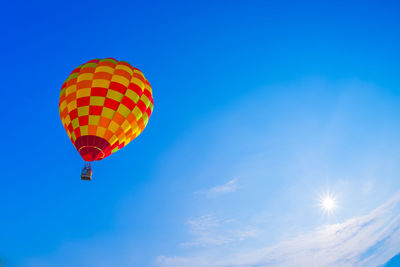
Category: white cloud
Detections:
[
  {"x1": 200, "y1": 179, "x2": 239, "y2": 196},
  {"x1": 181, "y1": 214, "x2": 259, "y2": 248},
  {"x1": 157, "y1": 192, "x2": 400, "y2": 267}
]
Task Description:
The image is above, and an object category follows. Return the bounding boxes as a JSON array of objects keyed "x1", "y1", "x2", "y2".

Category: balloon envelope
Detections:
[{"x1": 59, "y1": 58, "x2": 154, "y2": 161}]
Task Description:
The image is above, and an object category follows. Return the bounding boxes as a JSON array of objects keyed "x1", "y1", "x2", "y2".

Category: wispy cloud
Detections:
[
  {"x1": 157, "y1": 192, "x2": 400, "y2": 267},
  {"x1": 181, "y1": 214, "x2": 258, "y2": 248},
  {"x1": 198, "y1": 179, "x2": 239, "y2": 196}
]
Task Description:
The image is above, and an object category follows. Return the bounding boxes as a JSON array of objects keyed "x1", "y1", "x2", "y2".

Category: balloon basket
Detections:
[{"x1": 81, "y1": 163, "x2": 93, "y2": 181}]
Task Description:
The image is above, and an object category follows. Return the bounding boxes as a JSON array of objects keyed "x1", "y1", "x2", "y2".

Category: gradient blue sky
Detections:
[{"x1": 1, "y1": 1, "x2": 400, "y2": 266}]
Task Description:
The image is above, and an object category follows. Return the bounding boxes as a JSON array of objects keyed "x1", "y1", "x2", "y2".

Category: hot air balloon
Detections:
[{"x1": 59, "y1": 58, "x2": 154, "y2": 180}]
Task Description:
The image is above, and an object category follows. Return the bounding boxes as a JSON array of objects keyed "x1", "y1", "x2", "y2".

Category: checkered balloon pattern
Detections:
[{"x1": 59, "y1": 58, "x2": 154, "y2": 162}]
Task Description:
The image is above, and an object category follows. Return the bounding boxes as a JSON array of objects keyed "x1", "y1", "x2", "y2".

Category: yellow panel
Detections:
[
  {"x1": 131, "y1": 77, "x2": 144, "y2": 89},
  {"x1": 95, "y1": 66, "x2": 114, "y2": 74},
  {"x1": 109, "y1": 135, "x2": 118, "y2": 146},
  {"x1": 111, "y1": 75, "x2": 130, "y2": 87},
  {"x1": 92, "y1": 79, "x2": 111, "y2": 88},
  {"x1": 118, "y1": 134, "x2": 126, "y2": 144},
  {"x1": 88, "y1": 115, "x2": 100, "y2": 125},
  {"x1": 121, "y1": 120, "x2": 131, "y2": 131},
  {"x1": 65, "y1": 84, "x2": 77, "y2": 96},
  {"x1": 125, "y1": 90, "x2": 140, "y2": 103},
  {"x1": 77, "y1": 106, "x2": 89, "y2": 116},
  {"x1": 141, "y1": 94, "x2": 150, "y2": 107},
  {"x1": 129, "y1": 123, "x2": 139, "y2": 133},
  {"x1": 65, "y1": 126, "x2": 72, "y2": 138},
  {"x1": 80, "y1": 125, "x2": 89, "y2": 136},
  {"x1": 133, "y1": 69, "x2": 144, "y2": 78},
  {"x1": 101, "y1": 107, "x2": 115, "y2": 119},
  {"x1": 132, "y1": 106, "x2": 142, "y2": 120},
  {"x1": 64, "y1": 115, "x2": 71, "y2": 125},
  {"x1": 77, "y1": 88, "x2": 91, "y2": 98},
  {"x1": 67, "y1": 101, "x2": 77, "y2": 111},
  {"x1": 71, "y1": 118, "x2": 79, "y2": 129},
  {"x1": 106, "y1": 90, "x2": 124, "y2": 102},
  {"x1": 77, "y1": 73, "x2": 94, "y2": 82},
  {"x1": 142, "y1": 112, "x2": 149, "y2": 124},
  {"x1": 108, "y1": 120, "x2": 120, "y2": 133},
  {"x1": 59, "y1": 101, "x2": 67, "y2": 111},
  {"x1": 90, "y1": 96, "x2": 105, "y2": 106},
  {"x1": 96, "y1": 127, "x2": 107, "y2": 137},
  {"x1": 117, "y1": 104, "x2": 130, "y2": 118},
  {"x1": 71, "y1": 131, "x2": 76, "y2": 141},
  {"x1": 144, "y1": 83, "x2": 152, "y2": 93},
  {"x1": 116, "y1": 64, "x2": 133, "y2": 75}
]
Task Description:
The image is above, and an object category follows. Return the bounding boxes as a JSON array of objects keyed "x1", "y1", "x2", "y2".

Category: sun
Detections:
[
  {"x1": 321, "y1": 196, "x2": 335, "y2": 211},
  {"x1": 317, "y1": 192, "x2": 337, "y2": 215}
]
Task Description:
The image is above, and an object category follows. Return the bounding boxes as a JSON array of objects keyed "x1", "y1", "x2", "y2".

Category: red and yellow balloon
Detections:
[{"x1": 59, "y1": 58, "x2": 153, "y2": 162}]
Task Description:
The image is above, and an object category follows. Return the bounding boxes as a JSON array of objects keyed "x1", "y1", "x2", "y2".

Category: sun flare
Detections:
[
  {"x1": 317, "y1": 192, "x2": 337, "y2": 215},
  {"x1": 321, "y1": 196, "x2": 335, "y2": 211}
]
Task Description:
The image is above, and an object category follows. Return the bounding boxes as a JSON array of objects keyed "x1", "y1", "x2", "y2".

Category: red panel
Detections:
[
  {"x1": 91, "y1": 87, "x2": 108, "y2": 97},
  {"x1": 146, "y1": 107, "x2": 152, "y2": 117},
  {"x1": 109, "y1": 81, "x2": 127, "y2": 94},
  {"x1": 69, "y1": 109, "x2": 78, "y2": 120},
  {"x1": 77, "y1": 96, "x2": 90, "y2": 107},
  {"x1": 79, "y1": 115, "x2": 89, "y2": 126},
  {"x1": 137, "y1": 100, "x2": 147, "y2": 113},
  {"x1": 143, "y1": 89, "x2": 153, "y2": 103},
  {"x1": 121, "y1": 96, "x2": 135, "y2": 110},
  {"x1": 67, "y1": 123, "x2": 73, "y2": 133},
  {"x1": 104, "y1": 98, "x2": 120, "y2": 110},
  {"x1": 89, "y1": 105, "x2": 103, "y2": 115},
  {"x1": 87, "y1": 59, "x2": 100, "y2": 64},
  {"x1": 74, "y1": 128, "x2": 81, "y2": 138},
  {"x1": 70, "y1": 67, "x2": 81, "y2": 74},
  {"x1": 128, "y1": 83, "x2": 143, "y2": 97}
]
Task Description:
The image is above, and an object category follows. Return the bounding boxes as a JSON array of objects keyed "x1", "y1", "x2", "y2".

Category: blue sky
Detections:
[{"x1": 1, "y1": 0, "x2": 400, "y2": 266}]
